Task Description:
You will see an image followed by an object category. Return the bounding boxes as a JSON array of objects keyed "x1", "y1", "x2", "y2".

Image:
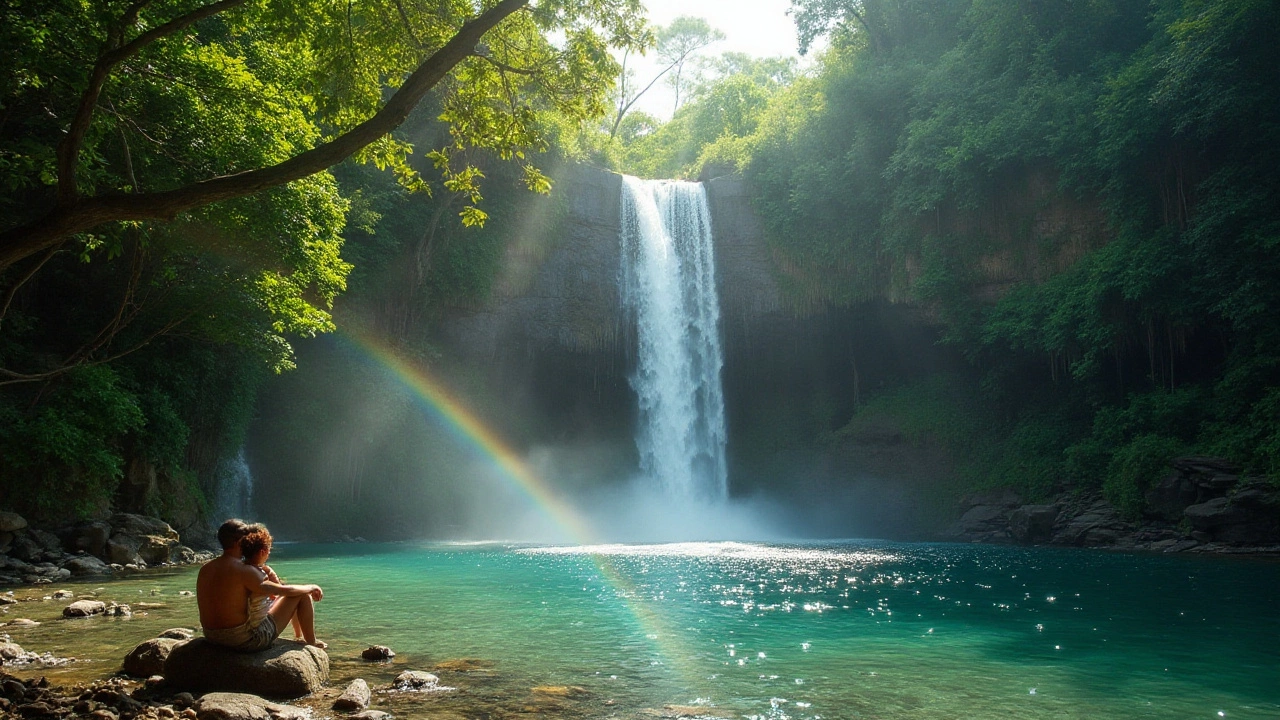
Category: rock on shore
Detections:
[
  {"x1": 164, "y1": 639, "x2": 329, "y2": 698},
  {"x1": 950, "y1": 456, "x2": 1280, "y2": 552},
  {"x1": 0, "y1": 511, "x2": 212, "y2": 586}
]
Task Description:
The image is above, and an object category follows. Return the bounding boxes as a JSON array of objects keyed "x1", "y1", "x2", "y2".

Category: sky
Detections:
[{"x1": 622, "y1": 0, "x2": 803, "y2": 119}]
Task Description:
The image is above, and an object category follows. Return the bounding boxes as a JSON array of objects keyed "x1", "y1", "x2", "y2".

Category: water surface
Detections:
[{"x1": 5, "y1": 541, "x2": 1277, "y2": 719}]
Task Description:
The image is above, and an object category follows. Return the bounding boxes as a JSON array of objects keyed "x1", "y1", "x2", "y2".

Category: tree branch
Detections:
[
  {"x1": 0, "y1": 245, "x2": 59, "y2": 327},
  {"x1": 4, "y1": 0, "x2": 530, "y2": 273},
  {"x1": 57, "y1": 0, "x2": 249, "y2": 203}
]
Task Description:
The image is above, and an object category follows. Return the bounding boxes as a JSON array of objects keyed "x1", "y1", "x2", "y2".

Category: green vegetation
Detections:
[
  {"x1": 4, "y1": 0, "x2": 1278, "y2": 528},
  {"x1": 0, "y1": 0, "x2": 641, "y2": 523},
  {"x1": 615, "y1": 0, "x2": 1280, "y2": 515}
]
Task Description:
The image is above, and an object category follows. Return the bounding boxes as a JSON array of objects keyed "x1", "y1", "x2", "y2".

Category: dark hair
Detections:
[
  {"x1": 240, "y1": 528, "x2": 273, "y2": 564},
  {"x1": 217, "y1": 519, "x2": 249, "y2": 550}
]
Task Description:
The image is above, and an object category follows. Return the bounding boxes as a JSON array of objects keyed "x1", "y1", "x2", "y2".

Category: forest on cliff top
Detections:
[{"x1": 1, "y1": 0, "x2": 1277, "y2": 532}]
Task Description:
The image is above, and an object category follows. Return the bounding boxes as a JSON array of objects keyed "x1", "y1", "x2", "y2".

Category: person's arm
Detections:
[
  {"x1": 243, "y1": 565, "x2": 322, "y2": 599},
  {"x1": 263, "y1": 565, "x2": 282, "y2": 584}
]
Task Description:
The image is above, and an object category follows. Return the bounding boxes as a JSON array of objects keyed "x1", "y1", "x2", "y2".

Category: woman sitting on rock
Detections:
[{"x1": 196, "y1": 520, "x2": 327, "y2": 651}]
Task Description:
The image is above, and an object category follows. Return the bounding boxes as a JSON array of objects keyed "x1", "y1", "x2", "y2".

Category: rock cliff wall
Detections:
[{"x1": 432, "y1": 166, "x2": 958, "y2": 539}]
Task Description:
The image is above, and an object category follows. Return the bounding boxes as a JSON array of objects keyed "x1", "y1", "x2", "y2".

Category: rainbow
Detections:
[
  {"x1": 336, "y1": 328, "x2": 597, "y2": 543},
  {"x1": 336, "y1": 328, "x2": 711, "y2": 692}
]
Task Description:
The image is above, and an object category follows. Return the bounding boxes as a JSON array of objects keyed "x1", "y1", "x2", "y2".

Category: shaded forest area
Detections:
[{"x1": 709, "y1": 0, "x2": 1280, "y2": 516}]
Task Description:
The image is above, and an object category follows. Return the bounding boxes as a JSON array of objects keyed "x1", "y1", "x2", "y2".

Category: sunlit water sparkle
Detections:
[{"x1": 5, "y1": 541, "x2": 1277, "y2": 719}]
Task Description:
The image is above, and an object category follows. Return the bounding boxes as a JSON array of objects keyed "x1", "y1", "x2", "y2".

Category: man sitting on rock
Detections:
[{"x1": 196, "y1": 519, "x2": 326, "y2": 651}]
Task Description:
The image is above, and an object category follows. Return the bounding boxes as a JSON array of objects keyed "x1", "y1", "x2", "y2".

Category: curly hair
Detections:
[{"x1": 240, "y1": 528, "x2": 273, "y2": 564}]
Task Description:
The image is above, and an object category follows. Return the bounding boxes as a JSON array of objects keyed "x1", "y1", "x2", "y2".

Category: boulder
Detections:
[
  {"x1": 1052, "y1": 498, "x2": 1132, "y2": 546},
  {"x1": 948, "y1": 489, "x2": 1022, "y2": 541},
  {"x1": 61, "y1": 521, "x2": 112, "y2": 558},
  {"x1": 360, "y1": 645, "x2": 395, "y2": 661},
  {"x1": 108, "y1": 514, "x2": 180, "y2": 565},
  {"x1": 164, "y1": 638, "x2": 329, "y2": 698},
  {"x1": 192, "y1": 692, "x2": 308, "y2": 720},
  {"x1": 124, "y1": 637, "x2": 184, "y2": 677},
  {"x1": 0, "y1": 512, "x2": 26, "y2": 533},
  {"x1": 171, "y1": 545, "x2": 198, "y2": 564},
  {"x1": 333, "y1": 679, "x2": 371, "y2": 711},
  {"x1": 63, "y1": 600, "x2": 107, "y2": 618},
  {"x1": 0, "y1": 531, "x2": 11, "y2": 554},
  {"x1": 26, "y1": 528, "x2": 61, "y2": 554},
  {"x1": 109, "y1": 513, "x2": 179, "y2": 540},
  {"x1": 6, "y1": 533, "x2": 42, "y2": 562},
  {"x1": 1171, "y1": 456, "x2": 1241, "y2": 476},
  {"x1": 62, "y1": 555, "x2": 113, "y2": 576},
  {"x1": 106, "y1": 536, "x2": 145, "y2": 566},
  {"x1": 1184, "y1": 481, "x2": 1280, "y2": 544},
  {"x1": 393, "y1": 671, "x2": 438, "y2": 689},
  {"x1": 0, "y1": 641, "x2": 25, "y2": 661},
  {"x1": 1144, "y1": 472, "x2": 1202, "y2": 521},
  {"x1": 1008, "y1": 505, "x2": 1059, "y2": 544}
]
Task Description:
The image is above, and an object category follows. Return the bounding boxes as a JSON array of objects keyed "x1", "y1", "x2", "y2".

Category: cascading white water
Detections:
[
  {"x1": 619, "y1": 176, "x2": 728, "y2": 501},
  {"x1": 214, "y1": 448, "x2": 254, "y2": 520}
]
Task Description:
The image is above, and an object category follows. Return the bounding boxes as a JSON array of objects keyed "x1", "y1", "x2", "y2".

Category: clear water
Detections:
[
  {"x1": 620, "y1": 176, "x2": 728, "y2": 500},
  {"x1": 6, "y1": 541, "x2": 1278, "y2": 719}
]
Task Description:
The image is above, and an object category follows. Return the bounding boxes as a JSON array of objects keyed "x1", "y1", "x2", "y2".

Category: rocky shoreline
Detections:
[
  {"x1": 0, "y1": 513, "x2": 213, "y2": 588},
  {"x1": 950, "y1": 456, "x2": 1280, "y2": 554}
]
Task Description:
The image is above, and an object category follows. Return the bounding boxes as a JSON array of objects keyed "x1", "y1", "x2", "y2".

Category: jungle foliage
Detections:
[
  {"x1": 629, "y1": 0, "x2": 1280, "y2": 513},
  {"x1": 0, "y1": 0, "x2": 640, "y2": 523}
]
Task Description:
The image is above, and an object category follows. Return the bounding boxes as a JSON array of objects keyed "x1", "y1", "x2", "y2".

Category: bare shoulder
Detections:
[{"x1": 238, "y1": 562, "x2": 266, "y2": 586}]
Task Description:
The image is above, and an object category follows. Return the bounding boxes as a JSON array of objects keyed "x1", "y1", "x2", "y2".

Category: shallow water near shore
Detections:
[{"x1": 4, "y1": 540, "x2": 1279, "y2": 719}]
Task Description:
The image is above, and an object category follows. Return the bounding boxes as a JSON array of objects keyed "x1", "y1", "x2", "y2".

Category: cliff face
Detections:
[
  {"x1": 436, "y1": 168, "x2": 790, "y2": 359},
  {"x1": 432, "y1": 167, "x2": 960, "y2": 538}
]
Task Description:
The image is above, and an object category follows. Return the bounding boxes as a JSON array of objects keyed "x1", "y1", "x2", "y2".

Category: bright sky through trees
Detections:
[{"x1": 627, "y1": 0, "x2": 802, "y2": 118}]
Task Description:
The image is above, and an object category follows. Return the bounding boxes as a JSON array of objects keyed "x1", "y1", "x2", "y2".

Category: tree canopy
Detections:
[{"x1": 0, "y1": 0, "x2": 644, "y2": 522}]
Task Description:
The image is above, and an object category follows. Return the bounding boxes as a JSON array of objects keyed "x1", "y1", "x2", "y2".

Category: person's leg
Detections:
[
  {"x1": 291, "y1": 615, "x2": 304, "y2": 640},
  {"x1": 269, "y1": 594, "x2": 325, "y2": 648}
]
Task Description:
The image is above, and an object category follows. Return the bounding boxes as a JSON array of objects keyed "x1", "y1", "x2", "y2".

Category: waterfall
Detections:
[
  {"x1": 214, "y1": 448, "x2": 254, "y2": 520},
  {"x1": 619, "y1": 176, "x2": 728, "y2": 501}
]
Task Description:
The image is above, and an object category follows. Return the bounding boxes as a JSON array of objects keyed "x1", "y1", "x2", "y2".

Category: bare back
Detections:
[{"x1": 197, "y1": 554, "x2": 255, "y2": 631}]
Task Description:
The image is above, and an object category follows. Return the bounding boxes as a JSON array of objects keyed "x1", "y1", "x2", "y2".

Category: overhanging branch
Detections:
[{"x1": 6, "y1": 0, "x2": 530, "y2": 272}]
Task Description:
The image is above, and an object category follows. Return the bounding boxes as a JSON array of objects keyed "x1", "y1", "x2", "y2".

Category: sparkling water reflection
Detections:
[{"x1": 4, "y1": 541, "x2": 1278, "y2": 719}]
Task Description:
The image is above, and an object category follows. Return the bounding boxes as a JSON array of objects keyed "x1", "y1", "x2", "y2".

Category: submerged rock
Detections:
[
  {"x1": 333, "y1": 678, "x2": 371, "y2": 711},
  {"x1": 123, "y1": 637, "x2": 184, "y2": 678},
  {"x1": 164, "y1": 639, "x2": 329, "y2": 698},
  {"x1": 192, "y1": 692, "x2": 308, "y2": 720},
  {"x1": 160, "y1": 628, "x2": 196, "y2": 640},
  {"x1": 532, "y1": 685, "x2": 588, "y2": 697},
  {"x1": 349, "y1": 712, "x2": 392, "y2": 720}
]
